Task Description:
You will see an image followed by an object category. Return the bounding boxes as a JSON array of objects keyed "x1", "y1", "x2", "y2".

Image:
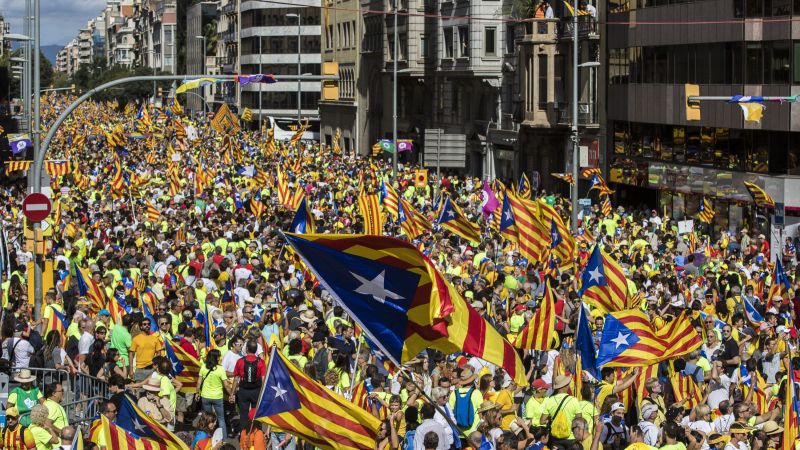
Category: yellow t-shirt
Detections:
[
  {"x1": 130, "y1": 333, "x2": 164, "y2": 369},
  {"x1": 199, "y1": 365, "x2": 228, "y2": 400},
  {"x1": 159, "y1": 374, "x2": 178, "y2": 413},
  {"x1": 524, "y1": 396, "x2": 546, "y2": 426},
  {"x1": 44, "y1": 399, "x2": 68, "y2": 430},
  {"x1": 28, "y1": 425, "x2": 54, "y2": 450},
  {"x1": 543, "y1": 393, "x2": 581, "y2": 439},
  {"x1": 495, "y1": 388, "x2": 516, "y2": 430}
]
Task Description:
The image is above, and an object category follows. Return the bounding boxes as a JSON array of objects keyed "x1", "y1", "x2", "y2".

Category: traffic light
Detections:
[
  {"x1": 70, "y1": 84, "x2": 76, "y2": 94},
  {"x1": 685, "y1": 84, "x2": 700, "y2": 121},
  {"x1": 321, "y1": 61, "x2": 339, "y2": 101},
  {"x1": 158, "y1": 87, "x2": 164, "y2": 98}
]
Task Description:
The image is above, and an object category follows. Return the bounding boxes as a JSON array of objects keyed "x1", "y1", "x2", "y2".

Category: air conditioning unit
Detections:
[{"x1": 579, "y1": 104, "x2": 590, "y2": 113}]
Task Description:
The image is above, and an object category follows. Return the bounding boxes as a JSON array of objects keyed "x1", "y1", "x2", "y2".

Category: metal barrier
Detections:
[{"x1": 9, "y1": 367, "x2": 109, "y2": 427}]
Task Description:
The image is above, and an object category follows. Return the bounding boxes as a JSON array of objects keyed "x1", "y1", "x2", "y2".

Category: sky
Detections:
[{"x1": 1, "y1": 0, "x2": 107, "y2": 47}]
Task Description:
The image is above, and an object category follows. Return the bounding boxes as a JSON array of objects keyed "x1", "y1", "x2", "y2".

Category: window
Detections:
[
  {"x1": 538, "y1": 54, "x2": 548, "y2": 110},
  {"x1": 399, "y1": 33, "x2": 408, "y2": 60},
  {"x1": 458, "y1": 26, "x2": 469, "y2": 57},
  {"x1": 337, "y1": 23, "x2": 342, "y2": 49},
  {"x1": 794, "y1": 42, "x2": 800, "y2": 84},
  {"x1": 444, "y1": 27, "x2": 454, "y2": 58},
  {"x1": 420, "y1": 34, "x2": 428, "y2": 58},
  {"x1": 451, "y1": 84, "x2": 460, "y2": 120},
  {"x1": 746, "y1": 43, "x2": 763, "y2": 84},
  {"x1": 484, "y1": 27, "x2": 496, "y2": 56},
  {"x1": 769, "y1": 41, "x2": 791, "y2": 83}
]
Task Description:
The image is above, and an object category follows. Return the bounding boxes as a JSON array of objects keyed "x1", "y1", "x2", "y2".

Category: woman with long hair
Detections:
[
  {"x1": 196, "y1": 349, "x2": 232, "y2": 439},
  {"x1": 191, "y1": 410, "x2": 224, "y2": 450}
]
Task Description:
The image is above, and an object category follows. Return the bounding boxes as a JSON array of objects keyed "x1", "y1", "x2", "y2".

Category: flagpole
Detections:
[
  {"x1": 128, "y1": 183, "x2": 137, "y2": 224},
  {"x1": 347, "y1": 337, "x2": 363, "y2": 399}
]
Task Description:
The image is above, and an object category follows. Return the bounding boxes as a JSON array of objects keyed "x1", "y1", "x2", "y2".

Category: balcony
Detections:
[
  {"x1": 217, "y1": 56, "x2": 237, "y2": 74},
  {"x1": 221, "y1": 30, "x2": 239, "y2": 43},
  {"x1": 516, "y1": 19, "x2": 559, "y2": 44},
  {"x1": 558, "y1": 16, "x2": 598, "y2": 39},
  {"x1": 556, "y1": 102, "x2": 598, "y2": 126},
  {"x1": 222, "y1": 2, "x2": 237, "y2": 15}
]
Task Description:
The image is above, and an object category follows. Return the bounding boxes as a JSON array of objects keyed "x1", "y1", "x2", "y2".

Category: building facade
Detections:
[
  {"x1": 239, "y1": 0, "x2": 322, "y2": 121},
  {"x1": 605, "y1": 0, "x2": 800, "y2": 233},
  {"x1": 186, "y1": 2, "x2": 219, "y2": 115},
  {"x1": 318, "y1": 0, "x2": 371, "y2": 155}
]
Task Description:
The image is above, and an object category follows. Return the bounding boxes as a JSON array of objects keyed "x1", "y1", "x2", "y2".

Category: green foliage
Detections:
[{"x1": 71, "y1": 60, "x2": 172, "y2": 107}]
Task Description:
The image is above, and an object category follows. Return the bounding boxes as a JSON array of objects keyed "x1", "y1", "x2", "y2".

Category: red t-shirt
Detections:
[
  {"x1": 233, "y1": 354, "x2": 267, "y2": 379},
  {"x1": 179, "y1": 338, "x2": 199, "y2": 359}
]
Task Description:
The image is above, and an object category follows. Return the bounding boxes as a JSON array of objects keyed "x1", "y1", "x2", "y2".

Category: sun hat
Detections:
[{"x1": 14, "y1": 369, "x2": 36, "y2": 383}]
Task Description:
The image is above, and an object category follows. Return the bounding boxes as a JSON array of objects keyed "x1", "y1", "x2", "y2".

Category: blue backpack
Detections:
[
  {"x1": 404, "y1": 430, "x2": 416, "y2": 450},
  {"x1": 453, "y1": 386, "x2": 476, "y2": 429}
]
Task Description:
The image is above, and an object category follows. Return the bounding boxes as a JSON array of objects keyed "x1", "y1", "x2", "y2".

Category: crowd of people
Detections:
[{"x1": 0, "y1": 93, "x2": 798, "y2": 450}]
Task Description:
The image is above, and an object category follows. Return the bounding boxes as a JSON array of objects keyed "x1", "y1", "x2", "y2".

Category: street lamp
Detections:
[
  {"x1": 570, "y1": 56, "x2": 602, "y2": 232},
  {"x1": 194, "y1": 35, "x2": 206, "y2": 116},
  {"x1": 6, "y1": 35, "x2": 32, "y2": 132},
  {"x1": 4, "y1": 33, "x2": 32, "y2": 41},
  {"x1": 257, "y1": 34, "x2": 263, "y2": 125},
  {"x1": 285, "y1": 13, "x2": 301, "y2": 122}
]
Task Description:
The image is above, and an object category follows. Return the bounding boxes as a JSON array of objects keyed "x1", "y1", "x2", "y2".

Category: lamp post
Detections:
[
  {"x1": 392, "y1": 0, "x2": 398, "y2": 178},
  {"x1": 258, "y1": 35, "x2": 262, "y2": 125},
  {"x1": 285, "y1": 13, "x2": 301, "y2": 122},
  {"x1": 6, "y1": 37, "x2": 32, "y2": 132},
  {"x1": 194, "y1": 35, "x2": 206, "y2": 116},
  {"x1": 570, "y1": 49, "x2": 601, "y2": 233},
  {"x1": 148, "y1": 49, "x2": 157, "y2": 101}
]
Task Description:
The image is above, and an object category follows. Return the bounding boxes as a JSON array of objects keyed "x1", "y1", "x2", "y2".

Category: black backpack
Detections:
[
  {"x1": 240, "y1": 356, "x2": 261, "y2": 389},
  {"x1": 29, "y1": 345, "x2": 45, "y2": 369}
]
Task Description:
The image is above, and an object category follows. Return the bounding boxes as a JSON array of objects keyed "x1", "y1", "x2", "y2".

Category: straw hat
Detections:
[
  {"x1": 761, "y1": 421, "x2": 783, "y2": 436},
  {"x1": 477, "y1": 401, "x2": 499, "y2": 414},
  {"x1": 142, "y1": 378, "x2": 162, "y2": 393},
  {"x1": 14, "y1": 369, "x2": 36, "y2": 384},
  {"x1": 459, "y1": 367, "x2": 477, "y2": 384},
  {"x1": 552, "y1": 374, "x2": 571, "y2": 390}
]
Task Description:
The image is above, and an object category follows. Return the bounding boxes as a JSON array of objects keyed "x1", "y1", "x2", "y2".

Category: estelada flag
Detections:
[
  {"x1": 597, "y1": 310, "x2": 701, "y2": 368},
  {"x1": 414, "y1": 170, "x2": 428, "y2": 188},
  {"x1": 513, "y1": 279, "x2": 556, "y2": 350},
  {"x1": 254, "y1": 346, "x2": 382, "y2": 450},
  {"x1": 283, "y1": 233, "x2": 527, "y2": 385}
]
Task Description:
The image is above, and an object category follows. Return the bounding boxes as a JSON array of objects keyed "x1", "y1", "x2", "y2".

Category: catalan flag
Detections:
[
  {"x1": 517, "y1": 173, "x2": 532, "y2": 199},
  {"x1": 767, "y1": 258, "x2": 791, "y2": 304},
  {"x1": 163, "y1": 338, "x2": 201, "y2": 394},
  {"x1": 744, "y1": 181, "x2": 776, "y2": 208},
  {"x1": 210, "y1": 103, "x2": 241, "y2": 134},
  {"x1": 44, "y1": 305, "x2": 68, "y2": 338},
  {"x1": 100, "y1": 396, "x2": 189, "y2": 450},
  {"x1": 669, "y1": 370, "x2": 703, "y2": 410},
  {"x1": 698, "y1": 197, "x2": 715, "y2": 224},
  {"x1": 74, "y1": 264, "x2": 105, "y2": 314},
  {"x1": 45, "y1": 161, "x2": 70, "y2": 177},
  {"x1": 5, "y1": 160, "x2": 32, "y2": 174},
  {"x1": 250, "y1": 191, "x2": 266, "y2": 218},
  {"x1": 497, "y1": 193, "x2": 519, "y2": 243},
  {"x1": 357, "y1": 193, "x2": 383, "y2": 235},
  {"x1": 596, "y1": 310, "x2": 701, "y2": 368},
  {"x1": 145, "y1": 200, "x2": 161, "y2": 223},
  {"x1": 589, "y1": 173, "x2": 614, "y2": 196},
  {"x1": 601, "y1": 196, "x2": 612, "y2": 217},
  {"x1": 581, "y1": 167, "x2": 602, "y2": 178},
  {"x1": 506, "y1": 192, "x2": 547, "y2": 262},
  {"x1": 436, "y1": 196, "x2": 480, "y2": 243},
  {"x1": 551, "y1": 173, "x2": 575, "y2": 184},
  {"x1": 381, "y1": 180, "x2": 400, "y2": 220},
  {"x1": 579, "y1": 245, "x2": 629, "y2": 312},
  {"x1": 291, "y1": 197, "x2": 316, "y2": 234},
  {"x1": 513, "y1": 279, "x2": 555, "y2": 350},
  {"x1": 254, "y1": 346, "x2": 382, "y2": 450},
  {"x1": 782, "y1": 353, "x2": 799, "y2": 450},
  {"x1": 397, "y1": 198, "x2": 424, "y2": 240},
  {"x1": 283, "y1": 233, "x2": 527, "y2": 385},
  {"x1": 289, "y1": 119, "x2": 310, "y2": 144}
]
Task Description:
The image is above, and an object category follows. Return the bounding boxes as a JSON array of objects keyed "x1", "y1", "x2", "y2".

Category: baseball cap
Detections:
[
  {"x1": 98, "y1": 309, "x2": 111, "y2": 317},
  {"x1": 610, "y1": 402, "x2": 625, "y2": 413},
  {"x1": 532, "y1": 379, "x2": 550, "y2": 390}
]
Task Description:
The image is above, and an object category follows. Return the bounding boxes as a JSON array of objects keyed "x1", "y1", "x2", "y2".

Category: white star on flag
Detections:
[
  {"x1": 272, "y1": 383, "x2": 288, "y2": 401},
  {"x1": 588, "y1": 267, "x2": 603, "y2": 283},
  {"x1": 611, "y1": 332, "x2": 630, "y2": 349},
  {"x1": 350, "y1": 270, "x2": 404, "y2": 304}
]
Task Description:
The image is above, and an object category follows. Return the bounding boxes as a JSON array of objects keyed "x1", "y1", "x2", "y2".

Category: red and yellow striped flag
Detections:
[
  {"x1": 506, "y1": 192, "x2": 547, "y2": 263},
  {"x1": 782, "y1": 354, "x2": 799, "y2": 450},
  {"x1": 145, "y1": 200, "x2": 161, "y2": 223},
  {"x1": 513, "y1": 279, "x2": 555, "y2": 350},
  {"x1": 255, "y1": 347, "x2": 382, "y2": 450},
  {"x1": 5, "y1": 160, "x2": 32, "y2": 174},
  {"x1": 669, "y1": 371, "x2": 703, "y2": 410},
  {"x1": 436, "y1": 196, "x2": 480, "y2": 243},
  {"x1": 357, "y1": 194, "x2": 383, "y2": 235}
]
